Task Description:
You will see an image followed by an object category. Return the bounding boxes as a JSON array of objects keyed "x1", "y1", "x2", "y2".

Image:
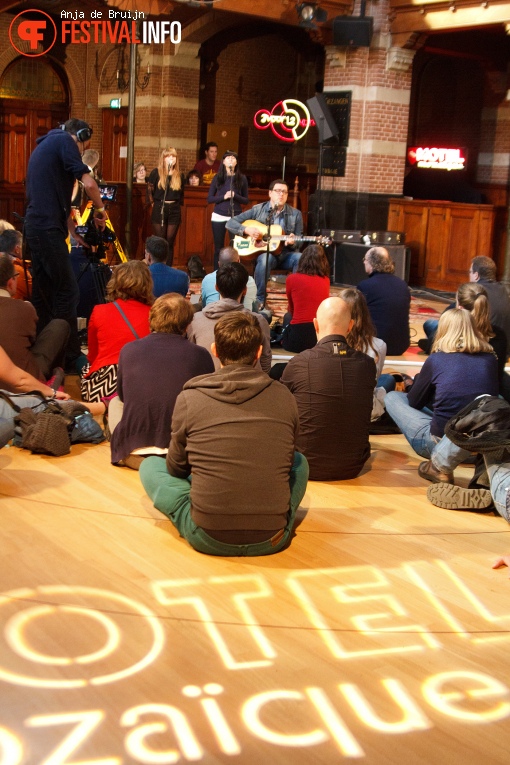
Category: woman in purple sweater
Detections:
[
  {"x1": 207, "y1": 151, "x2": 248, "y2": 269},
  {"x1": 385, "y1": 308, "x2": 498, "y2": 470},
  {"x1": 109, "y1": 293, "x2": 214, "y2": 469}
]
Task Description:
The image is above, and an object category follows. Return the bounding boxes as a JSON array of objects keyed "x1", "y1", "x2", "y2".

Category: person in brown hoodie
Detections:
[{"x1": 139, "y1": 312, "x2": 308, "y2": 556}]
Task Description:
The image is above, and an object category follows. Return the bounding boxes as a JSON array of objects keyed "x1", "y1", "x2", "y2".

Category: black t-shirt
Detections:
[
  {"x1": 25, "y1": 129, "x2": 90, "y2": 234},
  {"x1": 147, "y1": 168, "x2": 184, "y2": 204}
]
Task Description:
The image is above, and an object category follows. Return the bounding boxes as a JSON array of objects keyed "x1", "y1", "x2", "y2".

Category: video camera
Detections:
[{"x1": 75, "y1": 207, "x2": 116, "y2": 261}]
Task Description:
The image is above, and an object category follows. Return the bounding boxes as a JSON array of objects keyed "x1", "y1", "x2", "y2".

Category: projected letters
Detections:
[{"x1": 0, "y1": 561, "x2": 509, "y2": 761}]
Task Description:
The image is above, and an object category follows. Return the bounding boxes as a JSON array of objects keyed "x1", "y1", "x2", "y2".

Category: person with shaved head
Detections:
[{"x1": 281, "y1": 296, "x2": 376, "y2": 480}]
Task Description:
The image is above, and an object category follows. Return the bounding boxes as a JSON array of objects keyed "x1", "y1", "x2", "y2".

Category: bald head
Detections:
[
  {"x1": 218, "y1": 246, "x2": 240, "y2": 265},
  {"x1": 314, "y1": 297, "x2": 352, "y2": 340}
]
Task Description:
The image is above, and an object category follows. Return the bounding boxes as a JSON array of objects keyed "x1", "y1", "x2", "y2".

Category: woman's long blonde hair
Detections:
[
  {"x1": 456, "y1": 282, "x2": 494, "y2": 341},
  {"x1": 432, "y1": 307, "x2": 493, "y2": 354},
  {"x1": 157, "y1": 148, "x2": 181, "y2": 192}
]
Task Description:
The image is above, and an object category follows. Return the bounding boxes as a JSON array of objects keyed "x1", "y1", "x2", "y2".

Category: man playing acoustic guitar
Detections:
[{"x1": 226, "y1": 179, "x2": 303, "y2": 306}]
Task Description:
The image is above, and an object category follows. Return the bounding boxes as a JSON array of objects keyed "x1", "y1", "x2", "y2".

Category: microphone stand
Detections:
[
  {"x1": 263, "y1": 205, "x2": 275, "y2": 308},
  {"x1": 229, "y1": 173, "x2": 234, "y2": 219}
]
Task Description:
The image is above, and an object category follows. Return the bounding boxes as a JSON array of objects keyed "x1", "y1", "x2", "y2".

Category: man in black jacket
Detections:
[
  {"x1": 281, "y1": 296, "x2": 376, "y2": 481},
  {"x1": 358, "y1": 247, "x2": 411, "y2": 355}
]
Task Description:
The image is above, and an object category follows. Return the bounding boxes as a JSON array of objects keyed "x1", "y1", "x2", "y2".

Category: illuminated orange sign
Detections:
[{"x1": 408, "y1": 146, "x2": 466, "y2": 171}]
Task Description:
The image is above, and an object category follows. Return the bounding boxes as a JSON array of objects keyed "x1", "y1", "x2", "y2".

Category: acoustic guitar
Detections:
[{"x1": 233, "y1": 220, "x2": 331, "y2": 259}]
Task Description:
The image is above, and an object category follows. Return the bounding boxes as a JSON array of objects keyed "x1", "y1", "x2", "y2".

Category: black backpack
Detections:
[{"x1": 445, "y1": 395, "x2": 510, "y2": 453}]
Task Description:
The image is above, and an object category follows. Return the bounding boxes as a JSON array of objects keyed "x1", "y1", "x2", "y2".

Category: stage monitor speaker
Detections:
[
  {"x1": 306, "y1": 94, "x2": 339, "y2": 142},
  {"x1": 332, "y1": 16, "x2": 374, "y2": 47}
]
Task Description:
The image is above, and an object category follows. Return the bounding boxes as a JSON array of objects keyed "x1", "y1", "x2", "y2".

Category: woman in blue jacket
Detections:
[{"x1": 385, "y1": 308, "x2": 499, "y2": 482}]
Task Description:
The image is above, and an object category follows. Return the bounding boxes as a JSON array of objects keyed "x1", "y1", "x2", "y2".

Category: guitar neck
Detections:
[{"x1": 271, "y1": 235, "x2": 318, "y2": 243}]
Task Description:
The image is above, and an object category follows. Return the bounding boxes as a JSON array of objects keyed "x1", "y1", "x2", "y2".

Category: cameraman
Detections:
[{"x1": 25, "y1": 119, "x2": 107, "y2": 374}]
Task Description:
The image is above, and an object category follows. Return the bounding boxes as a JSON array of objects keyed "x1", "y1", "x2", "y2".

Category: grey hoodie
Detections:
[
  {"x1": 187, "y1": 298, "x2": 272, "y2": 373},
  {"x1": 167, "y1": 365, "x2": 299, "y2": 538}
]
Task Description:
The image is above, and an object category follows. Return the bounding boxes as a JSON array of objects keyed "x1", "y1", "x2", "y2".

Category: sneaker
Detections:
[
  {"x1": 418, "y1": 338, "x2": 431, "y2": 354},
  {"x1": 418, "y1": 460, "x2": 454, "y2": 485},
  {"x1": 427, "y1": 483, "x2": 494, "y2": 511}
]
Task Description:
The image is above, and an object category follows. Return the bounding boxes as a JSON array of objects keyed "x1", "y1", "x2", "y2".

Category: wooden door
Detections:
[
  {"x1": 101, "y1": 108, "x2": 128, "y2": 182},
  {"x1": 0, "y1": 101, "x2": 68, "y2": 222}
]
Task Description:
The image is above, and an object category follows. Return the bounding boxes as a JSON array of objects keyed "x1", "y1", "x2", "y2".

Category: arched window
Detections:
[{"x1": 0, "y1": 57, "x2": 66, "y2": 103}]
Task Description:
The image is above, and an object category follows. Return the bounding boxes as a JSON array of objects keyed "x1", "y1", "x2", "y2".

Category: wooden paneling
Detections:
[
  {"x1": 425, "y1": 205, "x2": 447, "y2": 283},
  {"x1": 388, "y1": 198, "x2": 496, "y2": 291},
  {"x1": 101, "y1": 108, "x2": 128, "y2": 183},
  {"x1": 387, "y1": 201, "x2": 428, "y2": 283},
  {"x1": 0, "y1": 102, "x2": 67, "y2": 185}
]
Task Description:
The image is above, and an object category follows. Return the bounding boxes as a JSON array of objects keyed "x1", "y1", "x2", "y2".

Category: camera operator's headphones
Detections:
[{"x1": 61, "y1": 122, "x2": 93, "y2": 143}]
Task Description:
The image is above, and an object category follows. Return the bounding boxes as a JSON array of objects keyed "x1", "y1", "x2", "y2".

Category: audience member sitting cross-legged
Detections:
[
  {"x1": 385, "y1": 308, "x2": 499, "y2": 484},
  {"x1": 140, "y1": 311, "x2": 308, "y2": 556},
  {"x1": 281, "y1": 296, "x2": 375, "y2": 481},
  {"x1": 338, "y1": 286, "x2": 389, "y2": 421},
  {"x1": 357, "y1": 246, "x2": 411, "y2": 356},
  {"x1": 109, "y1": 293, "x2": 214, "y2": 470},
  {"x1": 188, "y1": 261, "x2": 271, "y2": 373},
  {"x1": 81, "y1": 260, "x2": 153, "y2": 402},
  {"x1": 144, "y1": 235, "x2": 189, "y2": 298},
  {"x1": 280, "y1": 244, "x2": 331, "y2": 354}
]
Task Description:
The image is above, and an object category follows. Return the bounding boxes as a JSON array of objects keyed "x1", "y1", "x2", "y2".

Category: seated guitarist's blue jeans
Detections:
[{"x1": 254, "y1": 249, "x2": 301, "y2": 303}]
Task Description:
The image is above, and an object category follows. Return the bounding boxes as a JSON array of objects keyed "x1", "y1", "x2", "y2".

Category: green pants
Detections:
[{"x1": 139, "y1": 452, "x2": 309, "y2": 556}]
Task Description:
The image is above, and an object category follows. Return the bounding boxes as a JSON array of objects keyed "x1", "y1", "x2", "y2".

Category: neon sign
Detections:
[
  {"x1": 407, "y1": 146, "x2": 466, "y2": 171},
  {"x1": 254, "y1": 99, "x2": 314, "y2": 142}
]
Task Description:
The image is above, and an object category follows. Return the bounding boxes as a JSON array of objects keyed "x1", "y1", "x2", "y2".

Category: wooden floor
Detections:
[{"x1": 1, "y1": 293, "x2": 510, "y2": 764}]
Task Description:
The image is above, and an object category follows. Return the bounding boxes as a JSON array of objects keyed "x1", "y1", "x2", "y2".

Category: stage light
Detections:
[{"x1": 296, "y1": 3, "x2": 328, "y2": 29}]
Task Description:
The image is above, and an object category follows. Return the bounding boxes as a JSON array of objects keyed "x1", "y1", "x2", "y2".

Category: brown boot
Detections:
[
  {"x1": 427, "y1": 483, "x2": 494, "y2": 511},
  {"x1": 418, "y1": 460, "x2": 454, "y2": 485}
]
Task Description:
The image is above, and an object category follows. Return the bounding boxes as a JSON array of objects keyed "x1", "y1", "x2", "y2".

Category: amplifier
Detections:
[
  {"x1": 322, "y1": 230, "x2": 405, "y2": 245},
  {"x1": 330, "y1": 243, "x2": 409, "y2": 286}
]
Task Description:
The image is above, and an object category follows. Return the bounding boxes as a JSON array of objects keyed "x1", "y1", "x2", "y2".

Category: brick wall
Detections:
[
  {"x1": 214, "y1": 33, "x2": 321, "y2": 175},
  {"x1": 323, "y1": 3, "x2": 413, "y2": 198},
  {"x1": 477, "y1": 98, "x2": 510, "y2": 187}
]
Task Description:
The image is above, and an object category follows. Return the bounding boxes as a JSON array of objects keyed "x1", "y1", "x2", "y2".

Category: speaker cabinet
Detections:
[
  {"x1": 306, "y1": 94, "x2": 339, "y2": 142},
  {"x1": 332, "y1": 16, "x2": 373, "y2": 47},
  {"x1": 332, "y1": 243, "x2": 408, "y2": 286}
]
